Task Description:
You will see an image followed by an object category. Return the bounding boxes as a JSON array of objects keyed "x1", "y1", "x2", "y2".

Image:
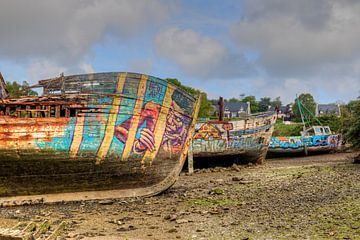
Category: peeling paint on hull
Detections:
[
  {"x1": 192, "y1": 113, "x2": 277, "y2": 164},
  {"x1": 0, "y1": 72, "x2": 200, "y2": 205},
  {"x1": 268, "y1": 134, "x2": 340, "y2": 156}
]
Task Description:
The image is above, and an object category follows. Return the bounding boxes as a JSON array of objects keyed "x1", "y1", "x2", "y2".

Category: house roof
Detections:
[
  {"x1": 318, "y1": 104, "x2": 340, "y2": 114},
  {"x1": 269, "y1": 104, "x2": 291, "y2": 113},
  {"x1": 215, "y1": 101, "x2": 248, "y2": 112}
]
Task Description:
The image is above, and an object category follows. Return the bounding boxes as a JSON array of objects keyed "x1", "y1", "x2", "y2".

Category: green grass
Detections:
[{"x1": 272, "y1": 122, "x2": 303, "y2": 136}]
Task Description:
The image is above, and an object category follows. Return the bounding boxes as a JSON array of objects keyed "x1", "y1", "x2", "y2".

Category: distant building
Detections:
[
  {"x1": 215, "y1": 101, "x2": 250, "y2": 118},
  {"x1": 269, "y1": 104, "x2": 293, "y2": 120},
  {"x1": 316, "y1": 104, "x2": 341, "y2": 116}
]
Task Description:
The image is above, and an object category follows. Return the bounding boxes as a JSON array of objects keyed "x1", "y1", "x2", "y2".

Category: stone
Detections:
[
  {"x1": 175, "y1": 219, "x2": 189, "y2": 224},
  {"x1": 232, "y1": 176, "x2": 243, "y2": 181},
  {"x1": 98, "y1": 200, "x2": 114, "y2": 205},
  {"x1": 232, "y1": 164, "x2": 241, "y2": 172}
]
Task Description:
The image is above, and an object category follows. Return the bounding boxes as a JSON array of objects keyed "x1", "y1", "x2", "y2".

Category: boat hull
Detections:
[
  {"x1": 268, "y1": 134, "x2": 340, "y2": 157},
  {"x1": 192, "y1": 113, "x2": 277, "y2": 164},
  {"x1": 0, "y1": 72, "x2": 200, "y2": 205}
]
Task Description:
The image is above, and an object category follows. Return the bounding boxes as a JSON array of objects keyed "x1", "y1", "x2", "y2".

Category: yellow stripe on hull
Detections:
[
  {"x1": 96, "y1": 73, "x2": 127, "y2": 164},
  {"x1": 69, "y1": 114, "x2": 85, "y2": 158},
  {"x1": 121, "y1": 75, "x2": 148, "y2": 161},
  {"x1": 141, "y1": 86, "x2": 175, "y2": 166}
]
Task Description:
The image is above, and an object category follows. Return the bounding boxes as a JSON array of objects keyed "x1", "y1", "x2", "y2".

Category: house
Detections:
[
  {"x1": 316, "y1": 104, "x2": 341, "y2": 116},
  {"x1": 215, "y1": 101, "x2": 250, "y2": 118},
  {"x1": 269, "y1": 104, "x2": 293, "y2": 121}
]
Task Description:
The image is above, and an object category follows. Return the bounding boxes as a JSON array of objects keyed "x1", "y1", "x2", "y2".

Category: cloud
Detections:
[
  {"x1": 229, "y1": 0, "x2": 360, "y2": 102},
  {"x1": 0, "y1": 0, "x2": 177, "y2": 64},
  {"x1": 233, "y1": 1, "x2": 360, "y2": 77},
  {"x1": 27, "y1": 59, "x2": 67, "y2": 83},
  {"x1": 155, "y1": 27, "x2": 254, "y2": 79},
  {"x1": 79, "y1": 63, "x2": 95, "y2": 74},
  {"x1": 26, "y1": 59, "x2": 97, "y2": 85}
]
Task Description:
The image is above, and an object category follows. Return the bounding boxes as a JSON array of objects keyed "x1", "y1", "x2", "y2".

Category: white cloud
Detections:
[
  {"x1": 27, "y1": 59, "x2": 67, "y2": 84},
  {"x1": 79, "y1": 63, "x2": 95, "y2": 74},
  {"x1": 229, "y1": 0, "x2": 360, "y2": 102},
  {"x1": 0, "y1": 0, "x2": 177, "y2": 64},
  {"x1": 155, "y1": 27, "x2": 253, "y2": 79}
]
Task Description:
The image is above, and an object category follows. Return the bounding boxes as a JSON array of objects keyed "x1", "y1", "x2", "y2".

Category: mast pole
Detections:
[{"x1": 297, "y1": 95, "x2": 306, "y2": 132}]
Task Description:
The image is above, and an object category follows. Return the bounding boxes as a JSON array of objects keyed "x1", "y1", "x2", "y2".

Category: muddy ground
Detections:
[{"x1": 1, "y1": 152, "x2": 360, "y2": 240}]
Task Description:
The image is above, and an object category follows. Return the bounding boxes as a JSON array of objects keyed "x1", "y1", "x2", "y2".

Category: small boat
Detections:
[
  {"x1": 0, "y1": 72, "x2": 200, "y2": 206},
  {"x1": 268, "y1": 97, "x2": 340, "y2": 157},
  {"x1": 191, "y1": 98, "x2": 277, "y2": 164},
  {"x1": 268, "y1": 126, "x2": 340, "y2": 156}
]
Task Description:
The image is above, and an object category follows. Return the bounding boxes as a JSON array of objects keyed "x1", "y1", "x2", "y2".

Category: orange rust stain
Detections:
[{"x1": 0, "y1": 117, "x2": 71, "y2": 149}]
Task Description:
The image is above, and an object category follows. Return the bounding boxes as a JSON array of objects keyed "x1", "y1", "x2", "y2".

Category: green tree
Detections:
[
  {"x1": 6, "y1": 81, "x2": 38, "y2": 98},
  {"x1": 258, "y1": 97, "x2": 271, "y2": 112},
  {"x1": 315, "y1": 114, "x2": 342, "y2": 133},
  {"x1": 166, "y1": 78, "x2": 212, "y2": 118},
  {"x1": 345, "y1": 99, "x2": 360, "y2": 149},
  {"x1": 241, "y1": 95, "x2": 259, "y2": 113},
  {"x1": 271, "y1": 96, "x2": 282, "y2": 109},
  {"x1": 292, "y1": 93, "x2": 316, "y2": 123},
  {"x1": 228, "y1": 97, "x2": 240, "y2": 103}
]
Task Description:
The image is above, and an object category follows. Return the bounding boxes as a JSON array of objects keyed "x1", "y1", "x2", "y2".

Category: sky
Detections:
[{"x1": 0, "y1": 0, "x2": 360, "y2": 104}]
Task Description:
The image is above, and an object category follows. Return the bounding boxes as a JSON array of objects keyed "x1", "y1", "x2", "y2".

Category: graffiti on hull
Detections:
[
  {"x1": 192, "y1": 113, "x2": 276, "y2": 156},
  {"x1": 0, "y1": 72, "x2": 196, "y2": 166},
  {"x1": 269, "y1": 134, "x2": 340, "y2": 150}
]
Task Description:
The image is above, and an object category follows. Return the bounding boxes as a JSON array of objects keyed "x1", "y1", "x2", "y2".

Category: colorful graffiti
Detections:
[
  {"x1": 0, "y1": 72, "x2": 200, "y2": 200},
  {"x1": 269, "y1": 134, "x2": 340, "y2": 152},
  {"x1": 0, "y1": 72, "x2": 197, "y2": 164},
  {"x1": 192, "y1": 113, "x2": 277, "y2": 160}
]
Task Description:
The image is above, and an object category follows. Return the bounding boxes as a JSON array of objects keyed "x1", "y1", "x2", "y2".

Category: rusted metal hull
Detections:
[
  {"x1": 192, "y1": 112, "x2": 277, "y2": 164},
  {"x1": 0, "y1": 72, "x2": 200, "y2": 206},
  {"x1": 268, "y1": 135, "x2": 340, "y2": 157}
]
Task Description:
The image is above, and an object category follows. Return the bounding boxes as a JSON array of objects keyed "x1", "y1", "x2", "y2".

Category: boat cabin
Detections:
[{"x1": 301, "y1": 126, "x2": 332, "y2": 137}]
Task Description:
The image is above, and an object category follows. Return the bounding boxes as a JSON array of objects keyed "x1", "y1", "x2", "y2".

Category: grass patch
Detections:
[
  {"x1": 310, "y1": 198, "x2": 360, "y2": 239},
  {"x1": 272, "y1": 122, "x2": 303, "y2": 136}
]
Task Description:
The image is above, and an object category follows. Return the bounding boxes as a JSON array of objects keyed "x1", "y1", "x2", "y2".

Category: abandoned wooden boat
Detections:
[
  {"x1": 268, "y1": 126, "x2": 340, "y2": 156},
  {"x1": 0, "y1": 72, "x2": 200, "y2": 206},
  {"x1": 191, "y1": 101, "x2": 277, "y2": 164},
  {"x1": 267, "y1": 97, "x2": 340, "y2": 157}
]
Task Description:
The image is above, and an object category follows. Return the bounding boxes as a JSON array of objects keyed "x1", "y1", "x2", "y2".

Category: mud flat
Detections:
[{"x1": 1, "y1": 152, "x2": 359, "y2": 240}]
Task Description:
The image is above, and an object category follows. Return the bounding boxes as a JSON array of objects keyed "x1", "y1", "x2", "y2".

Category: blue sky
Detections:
[{"x1": 1, "y1": 0, "x2": 360, "y2": 104}]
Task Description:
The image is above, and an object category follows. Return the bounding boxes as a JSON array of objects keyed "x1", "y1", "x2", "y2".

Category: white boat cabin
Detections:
[{"x1": 301, "y1": 126, "x2": 332, "y2": 137}]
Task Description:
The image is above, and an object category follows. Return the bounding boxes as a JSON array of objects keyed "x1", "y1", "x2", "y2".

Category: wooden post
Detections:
[
  {"x1": 218, "y1": 96, "x2": 224, "y2": 121},
  {"x1": 188, "y1": 140, "x2": 194, "y2": 175}
]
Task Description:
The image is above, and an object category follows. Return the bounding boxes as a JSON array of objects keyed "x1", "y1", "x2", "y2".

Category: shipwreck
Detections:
[
  {"x1": 0, "y1": 72, "x2": 200, "y2": 206},
  {"x1": 191, "y1": 97, "x2": 277, "y2": 164}
]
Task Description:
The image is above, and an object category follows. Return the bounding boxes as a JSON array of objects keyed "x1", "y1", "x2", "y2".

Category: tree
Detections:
[
  {"x1": 241, "y1": 95, "x2": 259, "y2": 113},
  {"x1": 271, "y1": 96, "x2": 282, "y2": 109},
  {"x1": 292, "y1": 93, "x2": 316, "y2": 123},
  {"x1": 345, "y1": 99, "x2": 360, "y2": 149},
  {"x1": 258, "y1": 97, "x2": 271, "y2": 112},
  {"x1": 228, "y1": 97, "x2": 240, "y2": 103},
  {"x1": 6, "y1": 81, "x2": 38, "y2": 98},
  {"x1": 166, "y1": 78, "x2": 212, "y2": 118}
]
